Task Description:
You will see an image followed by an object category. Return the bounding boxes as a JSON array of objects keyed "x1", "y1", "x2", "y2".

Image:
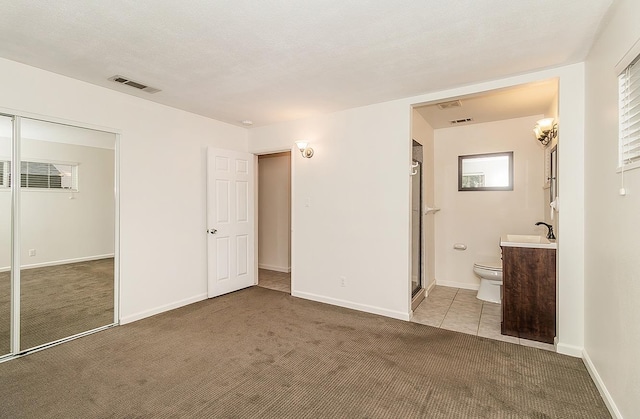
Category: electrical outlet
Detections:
[
  {"x1": 339, "y1": 276, "x2": 346, "y2": 287},
  {"x1": 28, "y1": 249, "x2": 36, "y2": 257}
]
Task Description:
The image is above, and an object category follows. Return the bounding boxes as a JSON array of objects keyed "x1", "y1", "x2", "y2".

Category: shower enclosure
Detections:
[{"x1": 410, "y1": 140, "x2": 424, "y2": 306}]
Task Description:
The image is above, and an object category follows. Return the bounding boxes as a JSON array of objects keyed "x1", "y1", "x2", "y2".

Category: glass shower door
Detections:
[
  {"x1": 411, "y1": 159, "x2": 422, "y2": 296},
  {"x1": 411, "y1": 139, "x2": 423, "y2": 298}
]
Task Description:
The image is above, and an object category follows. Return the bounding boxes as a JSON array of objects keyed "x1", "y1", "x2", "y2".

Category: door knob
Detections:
[{"x1": 207, "y1": 228, "x2": 217, "y2": 235}]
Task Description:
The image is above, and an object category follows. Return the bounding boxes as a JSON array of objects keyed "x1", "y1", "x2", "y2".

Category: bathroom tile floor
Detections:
[
  {"x1": 257, "y1": 269, "x2": 291, "y2": 294},
  {"x1": 412, "y1": 285, "x2": 555, "y2": 351}
]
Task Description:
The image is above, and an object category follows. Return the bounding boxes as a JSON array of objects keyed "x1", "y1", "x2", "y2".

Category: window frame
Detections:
[
  {"x1": 0, "y1": 158, "x2": 79, "y2": 191},
  {"x1": 616, "y1": 37, "x2": 640, "y2": 172}
]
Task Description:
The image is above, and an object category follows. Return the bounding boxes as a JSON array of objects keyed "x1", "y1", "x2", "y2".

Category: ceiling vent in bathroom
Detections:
[
  {"x1": 450, "y1": 118, "x2": 473, "y2": 125},
  {"x1": 436, "y1": 100, "x2": 462, "y2": 110},
  {"x1": 108, "y1": 75, "x2": 161, "y2": 93}
]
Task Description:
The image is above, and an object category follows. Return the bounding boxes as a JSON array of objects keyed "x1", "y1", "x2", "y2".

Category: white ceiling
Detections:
[
  {"x1": 415, "y1": 79, "x2": 558, "y2": 129},
  {"x1": 0, "y1": 0, "x2": 613, "y2": 127}
]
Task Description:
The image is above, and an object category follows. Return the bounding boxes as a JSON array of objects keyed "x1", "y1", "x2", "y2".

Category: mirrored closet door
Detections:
[{"x1": 1, "y1": 115, "x2": 117, "y2": 357}]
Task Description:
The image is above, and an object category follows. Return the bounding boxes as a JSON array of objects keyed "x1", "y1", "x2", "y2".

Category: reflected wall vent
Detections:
[
  {"x1": 108, "y1": 75, "x2": 161, "y2": 93},
  {"x1": 450, "y1": 118, "x2": 473, "y2": 125},
  {"x1": 437, "y1": 100, "x2": 462, "y2": 110}
]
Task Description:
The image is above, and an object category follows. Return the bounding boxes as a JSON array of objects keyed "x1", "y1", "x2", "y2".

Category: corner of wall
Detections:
[{"x1": 582, "y1": 348, "x2": 623, "y2": 419}]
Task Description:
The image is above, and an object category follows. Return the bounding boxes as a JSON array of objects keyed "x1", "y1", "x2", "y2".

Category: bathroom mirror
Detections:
[
  {"x1": 549, "y1": 146, "x2": 557, "y2": 202},
  {"x1": 458, "y1": 151, "x2": 513, "y2": 191}
]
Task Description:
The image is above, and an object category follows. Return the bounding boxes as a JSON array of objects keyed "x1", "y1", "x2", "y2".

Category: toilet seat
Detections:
[{"x1": 473, "y1": 260, "x2": 502, "y2": 271}]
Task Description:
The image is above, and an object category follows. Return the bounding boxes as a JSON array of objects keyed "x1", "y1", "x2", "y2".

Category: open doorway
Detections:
[
  {"x1": 409, "y1": 79, "x2": 559, "y2": 350},
  {"x1": 256, "y1": 151, "x2": 292, "y2": 293}
]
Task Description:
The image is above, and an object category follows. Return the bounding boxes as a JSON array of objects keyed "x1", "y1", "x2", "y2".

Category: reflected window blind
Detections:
[
  {"x1": 0, "y1": 161, "x2": 8, "y2": 187},
  {"x1": 619, "y1": 54, "x2": 640, "y2": 167},
  {"x1": 0, "y1": 161, "x2": 76, "y2": 189}
]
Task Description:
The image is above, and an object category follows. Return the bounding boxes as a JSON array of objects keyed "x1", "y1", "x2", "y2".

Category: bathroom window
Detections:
[{"x1": 618, "y1": 45, "x2": 640, "y2": 171}]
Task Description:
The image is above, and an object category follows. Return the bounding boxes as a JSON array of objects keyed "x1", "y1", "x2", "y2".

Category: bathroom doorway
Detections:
[
  {"x1": 256, "y1": 151, "x2": 291, "y2": 294},
  {"x1": 408, "y1": 79, "x2": 558, "y2": 351}
]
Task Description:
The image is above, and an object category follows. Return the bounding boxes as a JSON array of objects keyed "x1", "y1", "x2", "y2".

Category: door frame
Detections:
[{"x1": 254, "y1": 147, "x2": 295, "y2": 294}]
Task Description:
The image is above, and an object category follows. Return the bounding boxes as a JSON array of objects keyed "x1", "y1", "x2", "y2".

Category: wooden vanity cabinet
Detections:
[{"x1": 501, "y1": 246, "x2": 556, "y2": 344}]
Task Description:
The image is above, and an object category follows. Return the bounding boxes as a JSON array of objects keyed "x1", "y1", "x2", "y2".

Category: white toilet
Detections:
[{"x1": 473, "y1": 260, "x2": 503, "y2": 303}]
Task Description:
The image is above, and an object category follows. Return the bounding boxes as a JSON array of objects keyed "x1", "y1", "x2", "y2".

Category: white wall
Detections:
[
  {"x1": 433, "y1": 116, "x2": 546, "y2": 289},
  {"x1": 250, "y1": 101, "x2": 412, "y2": 320},
  {"x1": 258, "y1": 152, "x2": 291, "y2": 272},
  {"x1": 249, "y1": 64, "x2": 586, "y2": 337},
  {"x1": 0, "y1": 136, "x2": 115, "y2": 269},
  {"x1": 584, "y1": 0, "x2": 640, "y2": 416},
  {"x1": 0, "y1": 57, "x2": 248, "y2": 324}
]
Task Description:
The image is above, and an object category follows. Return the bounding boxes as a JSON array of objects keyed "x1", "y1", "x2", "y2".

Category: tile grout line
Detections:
[{"x1": 438, "y1": 290, "x2": 457, "y2": 328}]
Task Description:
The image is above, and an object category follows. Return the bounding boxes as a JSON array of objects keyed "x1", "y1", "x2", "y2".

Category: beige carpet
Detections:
[
  {"x1": 0, "y1": 286, "x2": 609, "y2": 418},
  {"x1": 0, "y1": 258, "x2": 114, "y2": 354}
]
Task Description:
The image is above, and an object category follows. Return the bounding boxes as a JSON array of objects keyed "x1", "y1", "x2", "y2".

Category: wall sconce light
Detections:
[
  {"x1": 533, "y1": 118, "x2": 558, "y2": 146},
  {"x1": 295, "y1": 140, "x2": 314, "y2": 158}
]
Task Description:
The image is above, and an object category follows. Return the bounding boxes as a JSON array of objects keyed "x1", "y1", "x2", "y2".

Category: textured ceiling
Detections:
[
  {"x1": 415, "y1": 79, "x2": 558, "y2": 129},
  {"x1": 0, "y1": 0, "x2": 613, "y2": 127}
]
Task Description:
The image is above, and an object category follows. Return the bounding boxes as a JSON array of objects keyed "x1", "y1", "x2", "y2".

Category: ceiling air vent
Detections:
[
  {"x1": 450, "y1": 118, "x2": 473, "y2": 125},
  {"x1": 108, "y1": 75, "x2": 161, "y2": 94},
  {"x1": 437, "y1": 100, "x2": 462, "y2": 110}
]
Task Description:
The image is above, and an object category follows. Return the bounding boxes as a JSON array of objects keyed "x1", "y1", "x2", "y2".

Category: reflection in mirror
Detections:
[
  {"x1": 550, "y1": 146, "x2": 557, "y2": 203},
  {"x1": 19, "y1": 118, "x2": 115, "y2": 351},
  {"x1": 458, "y1": 151, "x2": 513, "y2": 191},
  {"x1": 0, "y1": 115, "x2": 12, "y2": 356}
]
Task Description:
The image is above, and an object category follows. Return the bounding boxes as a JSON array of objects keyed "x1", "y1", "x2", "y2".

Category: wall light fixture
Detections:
[
  {"x1": 295, "y1": 140, "x2": 314, "y2": 158},
  {"x1": 533, "y1": 118, "x2": 558, "y2": 146}
]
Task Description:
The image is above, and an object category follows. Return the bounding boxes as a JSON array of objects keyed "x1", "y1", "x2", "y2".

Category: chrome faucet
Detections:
[{"x1": 535, "y1": 222, "x2": 556, "y2": 240}]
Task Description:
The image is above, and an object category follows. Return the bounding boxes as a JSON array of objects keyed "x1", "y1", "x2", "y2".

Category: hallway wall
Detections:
[{"x1": 258, "y1": 152, "x2": 291, "y2": 272}]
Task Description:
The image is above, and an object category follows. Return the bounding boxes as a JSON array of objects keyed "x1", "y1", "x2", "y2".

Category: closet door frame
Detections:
[{"x1": 0, "y1": 109, "x2": 120, "y2": 360}]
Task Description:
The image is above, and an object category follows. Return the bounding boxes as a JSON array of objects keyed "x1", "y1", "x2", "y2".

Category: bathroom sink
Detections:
[
  {"x1": 501, "y1": 234, "x2": 557, "y2": 249},
  {"x1": 506, "y1": 234, "x2": 545, "y2": 243}
]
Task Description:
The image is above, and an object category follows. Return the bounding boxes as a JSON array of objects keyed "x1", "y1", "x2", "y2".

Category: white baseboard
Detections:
[
  {"x1": 556, "y1": 341, "x2": 583, "y2": 358},
  {"x1": 0, "y1": 254, "x2": 115, "y2": 272},
  {"x1": 292, "y1": 290, "x2": 410, "y2": 321},
  {"x1": 582, "y1": 349, "x2": 622, "y2": 418},
  {"x1": 425, "y1": 279, "x2": 437, "y2": 294},
  {"x1": 120, "y1": 293, "x2": 208, "y2": 325},
  {"x1": 258, "y1": 263, "x2": 291, "y2": 273},
  {"x1": 436, "y1": 279, "x2": 479, "y2": 291}
]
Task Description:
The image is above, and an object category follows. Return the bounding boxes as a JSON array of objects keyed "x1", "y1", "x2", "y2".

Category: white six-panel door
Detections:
[{"x1": 207, "y1": 147, "x2": 255, "y2": 298}]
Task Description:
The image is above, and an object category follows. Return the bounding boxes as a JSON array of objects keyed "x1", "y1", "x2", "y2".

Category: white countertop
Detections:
[{"x1": 500, "y1": 234, "x2": 557, "y2": 249}]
